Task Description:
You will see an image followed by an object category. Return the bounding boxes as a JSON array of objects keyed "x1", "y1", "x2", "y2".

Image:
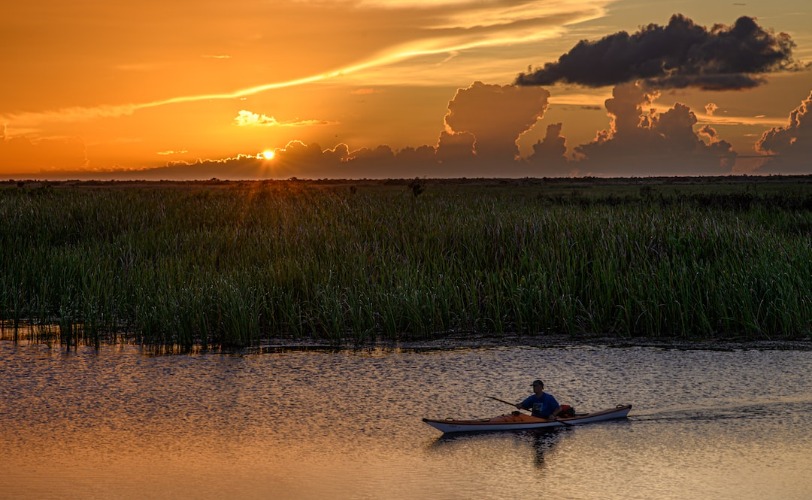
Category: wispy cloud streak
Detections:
[{"x1": 1, "y1": 0, "x2": 609, "y2": 130}]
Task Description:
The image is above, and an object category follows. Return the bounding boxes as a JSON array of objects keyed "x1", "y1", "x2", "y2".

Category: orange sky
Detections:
[{"x1": 2, "y1": 0, "x2": 811, "y2": 179}]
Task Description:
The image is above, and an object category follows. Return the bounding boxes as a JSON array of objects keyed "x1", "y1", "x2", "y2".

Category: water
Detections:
[{"x1": 2, "y1": 341, "x2": 811, "y2": 499}]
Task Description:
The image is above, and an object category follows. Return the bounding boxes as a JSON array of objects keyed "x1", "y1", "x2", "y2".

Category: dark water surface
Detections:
[{"x1": 2, "y1": 341, "x2": 811, "y2": 499}]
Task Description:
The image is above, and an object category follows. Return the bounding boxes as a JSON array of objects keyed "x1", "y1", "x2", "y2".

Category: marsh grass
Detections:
[{"x1": 1, "y1": 177, "x2": 811, "y2": 348}]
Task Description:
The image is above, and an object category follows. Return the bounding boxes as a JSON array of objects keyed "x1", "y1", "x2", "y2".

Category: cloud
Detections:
[
  {"x1": 234, "y1": 110, "x2": 332, "y2": 127},
  {"x1": 270, "y1": 141, "x2": 348, "y2": 177},
  {"x1": 156, "y1": 150, "x2": 188, "y2": 156},
  {"x1": 516, "y1": 14, "x2": 799, "y2": 90},
  {"x1": 755, "y1": 90, "x2": 812, "y2": 173},
  {"x1": 275, "y1": 142, "x2": 441, "y2": 179},
  {"x1": 527, "y1": 123, "x2": 571, "y2": 176},
  {"x1": 336, "y1": 144, "x2": 438, "y2": 178},
  {"x1": 705, "y1": 103, "x2": 719, "y2": 116},
  {"x1": 440, "y1": 81, "x2": 550, "y2": 165},
  {"x1": 116, "y1": 140, "x2": 439, "y2": 180},
  {"x1": 339, "y1": 145, "x2": 401, "y2": 178},
  {"x1": 573, "y1": 82, "x2": 737, "y2": 176},
  {"x1": 76, "y1": 142, "x2": 345, "y2": 181}
]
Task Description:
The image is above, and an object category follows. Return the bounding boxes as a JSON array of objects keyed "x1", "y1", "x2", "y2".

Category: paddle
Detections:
[
  {"x1": 484, "y1": 395, "x2": 574, "y2": 427},
  {"x1": 484, "y1": 395, "x2": 519, "y2": 407}
]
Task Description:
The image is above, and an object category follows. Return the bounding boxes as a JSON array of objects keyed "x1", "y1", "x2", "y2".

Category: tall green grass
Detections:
[{"x1": 1, "y1": 178, "x2": 810, "y2": 348}]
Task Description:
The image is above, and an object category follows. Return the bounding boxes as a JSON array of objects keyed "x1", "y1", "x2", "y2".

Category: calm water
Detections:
[{"x1": 1, "y1": 340, "x2": 811, "y2": 500}]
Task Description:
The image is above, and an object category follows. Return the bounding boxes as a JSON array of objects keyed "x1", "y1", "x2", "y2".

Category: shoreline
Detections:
[{"x1": 4, "y1": 333, "x2": 812, "y2": 354}]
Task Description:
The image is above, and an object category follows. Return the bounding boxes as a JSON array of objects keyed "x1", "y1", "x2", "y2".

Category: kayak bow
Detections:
[{"x1": 423, "y1": 404, "x2": 632, "y2": 433}]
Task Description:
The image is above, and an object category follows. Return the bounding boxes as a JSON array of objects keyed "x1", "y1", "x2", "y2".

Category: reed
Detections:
[{"x1": 1, "y1": 178, "x2": 810, "y2": 347}]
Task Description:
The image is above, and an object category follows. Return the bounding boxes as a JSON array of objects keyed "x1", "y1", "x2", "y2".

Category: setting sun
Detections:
[{"x1": 261, "y1": 150, "x2": 275, "y2": 160}]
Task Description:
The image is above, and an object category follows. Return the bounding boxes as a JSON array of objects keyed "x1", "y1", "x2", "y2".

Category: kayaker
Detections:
[{"x1": 516, "y1": 379, "x2": 561, "y2": 419}]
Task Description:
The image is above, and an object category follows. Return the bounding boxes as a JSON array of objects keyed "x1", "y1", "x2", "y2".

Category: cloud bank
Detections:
[
  {"x1": 516, "y1": 14, "x2": 799, "y2": 90},
  {"x1": 11, "y1": 80, "x2": 812, "y2": 180}
]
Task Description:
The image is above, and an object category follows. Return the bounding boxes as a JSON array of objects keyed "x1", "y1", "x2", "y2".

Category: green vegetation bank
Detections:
[{"x1": 1, "y1": 177, "x2": 810, "y2": 348}]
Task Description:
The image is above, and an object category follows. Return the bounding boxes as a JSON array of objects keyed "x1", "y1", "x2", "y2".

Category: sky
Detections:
[{"x1": 2, "y1": 0, "x2": 811, "y2": 179}]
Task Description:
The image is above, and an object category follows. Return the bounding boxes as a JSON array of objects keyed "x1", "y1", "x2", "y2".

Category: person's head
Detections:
[{"x1": 532, "y1": 380, "x2": 544, "y2": 393}]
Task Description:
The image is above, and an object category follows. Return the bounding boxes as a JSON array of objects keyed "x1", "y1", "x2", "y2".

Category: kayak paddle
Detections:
[{"x1": 484, "y1": 395, "x2": 519, "y2": 407}]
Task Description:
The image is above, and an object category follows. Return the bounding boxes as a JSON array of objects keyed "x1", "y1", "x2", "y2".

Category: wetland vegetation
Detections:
[{"x1": 1, "y1": 176, "x2": 811, "y2": 348}]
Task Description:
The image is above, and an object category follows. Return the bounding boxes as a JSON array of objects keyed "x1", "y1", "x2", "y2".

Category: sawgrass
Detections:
[{"x1": 1, "y1": 177, "x2": 810, "y2": 348}]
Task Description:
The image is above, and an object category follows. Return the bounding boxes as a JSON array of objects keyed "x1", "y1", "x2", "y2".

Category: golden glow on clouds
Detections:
[{"x1": 1, "y1": 0, "x2": 810, "y2": 176}]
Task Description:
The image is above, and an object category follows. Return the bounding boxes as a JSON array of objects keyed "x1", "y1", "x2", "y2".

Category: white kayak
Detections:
[{"x1": 423, "y1": 404, "x2": 632, "y2": 433}]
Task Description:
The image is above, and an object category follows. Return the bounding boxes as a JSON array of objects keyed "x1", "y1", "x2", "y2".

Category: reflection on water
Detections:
[
  {"x1": 1, "y1": 341, "x2": 812, "y2": 499},
  {"x1": 429, "y1": 428, "x2": 565, "y2": 470},
  {"x1": 530, "y1": 430, "x2": 561, "y2": 467}
]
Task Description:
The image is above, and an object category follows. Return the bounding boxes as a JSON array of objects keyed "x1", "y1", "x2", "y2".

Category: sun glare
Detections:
[{"x1": 261, "y1": 149, "x2": 275, "y2": 160}]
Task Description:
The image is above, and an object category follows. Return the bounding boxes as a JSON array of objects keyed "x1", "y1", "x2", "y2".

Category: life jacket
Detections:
[{"x1": 558, "y1": 404, "x2": 575, "y2": 417}]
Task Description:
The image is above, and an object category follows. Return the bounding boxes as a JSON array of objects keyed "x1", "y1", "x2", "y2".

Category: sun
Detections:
[{"x1": 261, "y1": 149, "x2": 275, "y2": 160}]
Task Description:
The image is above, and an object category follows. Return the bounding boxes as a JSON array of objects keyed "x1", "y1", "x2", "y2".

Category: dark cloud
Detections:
[
  {"x1": 97, "y1": 142, "x2": 350, "y2": 180},
  {"x1": 516, "y1": 14, "x2": 799, "y2": 90},
  {"x1": 435, "y1": 130, "x2": 475, "y2": 165},
  {"x1": 340, "y1": 145, "x2": 396, "y2": 178},
  {"x1": 755, "y1": 90, "x2": 812, "y2": 174},
  {"x1": 117, "y1": 141, "x2": 440, "y2": 180},
  {"x1": 394, "y1": 145, "x2": 436, "y2": 166},
  {"x1": 527, "y1": 123, "x2": 571, "y2": 176},
  {"x1": 574, "y1": 82, "x2": 737, "y2": 176}
]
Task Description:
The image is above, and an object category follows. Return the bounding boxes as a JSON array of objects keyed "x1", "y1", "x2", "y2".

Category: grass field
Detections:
[{"x1": 1, "y1": 176, "x2": 811, "y2": 348}]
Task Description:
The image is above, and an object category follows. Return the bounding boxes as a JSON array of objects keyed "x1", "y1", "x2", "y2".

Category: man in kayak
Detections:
[{"x1": 516, "y1": 379, "x2": 561, "y2": 419}]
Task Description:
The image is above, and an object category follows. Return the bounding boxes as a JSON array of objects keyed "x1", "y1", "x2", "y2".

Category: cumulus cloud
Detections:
[
  {"x1": 527, "y1": 123, "x2": 571, "y2": 176},
  {"x1": 574, "y1": 82, "x2": 736, "y2": 176},
  {"x1": 340, "y1": 145, "x2": 397, "y2": 177},
  {"x1": 435, "y1": 130, "x2": 474, "y2": 163},
  {"x1": 270, "y1": 141, "x2": 349, "y2": 177},
  {"x1": 755, "y1": 90, "x2": 812, "y2": 174},
  {"x1": 440, "y1": 81, "x2": 549, "y2": 168},
  {"x1": 516, "y1": 14, "x2": 799, "y2": 90}
]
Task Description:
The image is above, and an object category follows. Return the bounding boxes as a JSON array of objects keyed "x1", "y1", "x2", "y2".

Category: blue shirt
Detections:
[{"x1": 520, "y1": 392, "x2": 560, "y2": 418}]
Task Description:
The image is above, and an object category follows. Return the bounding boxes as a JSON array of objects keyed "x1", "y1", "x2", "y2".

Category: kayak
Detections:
[{"x1": 423, "y1": 404, "x2": 632, "y2": 433}]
